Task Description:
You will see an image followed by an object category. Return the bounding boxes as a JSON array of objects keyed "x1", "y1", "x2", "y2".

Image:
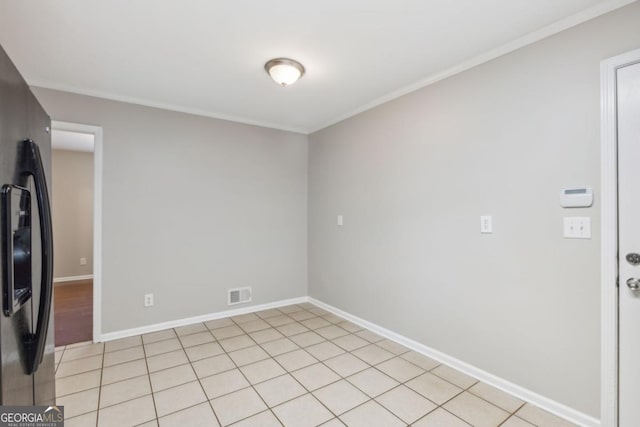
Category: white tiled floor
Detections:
[{"x1": 54, "y1": 303, "x2": 577, "y2": 426}]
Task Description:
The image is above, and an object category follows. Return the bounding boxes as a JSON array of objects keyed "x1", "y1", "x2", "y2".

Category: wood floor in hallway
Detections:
[{"x1": 54, "y1": 279, "x2": 92, "y2": 346}]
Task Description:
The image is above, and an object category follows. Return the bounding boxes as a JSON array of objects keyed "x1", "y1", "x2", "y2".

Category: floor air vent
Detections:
[{"x1": 228, "y1": 287, "x2": 252, "y2": 306}]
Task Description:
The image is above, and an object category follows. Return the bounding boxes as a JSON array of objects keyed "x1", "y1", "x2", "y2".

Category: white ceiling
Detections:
[
  {"x1": 52, "y1": 130, "x2": 95, "y2": 152},
  {"x1": 0, "y1": 0, "x2": 633, "y2": 133}
]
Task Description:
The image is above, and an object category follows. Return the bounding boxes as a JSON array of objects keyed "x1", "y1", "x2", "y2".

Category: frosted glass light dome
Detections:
[{"x1": 265, "y1": 58, "x2": 305, "y2": 87}]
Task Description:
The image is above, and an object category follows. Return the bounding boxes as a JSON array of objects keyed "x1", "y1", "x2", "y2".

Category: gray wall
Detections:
[
  {"x1": 33, "y1": 88, "x2": 308, "y2": 333},
  {"x1": 52, "y1": 149, "x2": 94, "y2": 279},
  {"x1": 308, "y1": 3, "x2": 640, "y2": 417}
]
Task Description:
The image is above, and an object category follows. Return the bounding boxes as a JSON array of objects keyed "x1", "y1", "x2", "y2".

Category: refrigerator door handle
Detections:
[{"x1": 21, "y1": 139, "x2": 54, "y2": 374}]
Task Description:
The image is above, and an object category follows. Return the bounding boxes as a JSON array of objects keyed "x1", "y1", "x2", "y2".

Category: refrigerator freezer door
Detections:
[
  {"x1": 0, "y1": 44, "x2": 35, "y2": 405},
  {"x1": 27, "y1": 91, "x2": 55, "y2": 405}
]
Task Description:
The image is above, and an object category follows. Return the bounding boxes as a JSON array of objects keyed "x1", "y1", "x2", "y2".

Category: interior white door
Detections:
[{"x1": 618, "y1": 60, "x2": 640, "y2": 427}]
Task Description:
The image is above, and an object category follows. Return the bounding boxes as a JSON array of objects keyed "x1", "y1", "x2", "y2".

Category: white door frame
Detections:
[
  {"x1": 51, "y1": 121, "x2": 104, "y2": 343},
  {"x1": 601, "y1": 48, "x2": 640, "y2": 427}
]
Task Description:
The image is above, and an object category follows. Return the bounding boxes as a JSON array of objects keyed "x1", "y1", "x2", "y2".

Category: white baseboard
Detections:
[
  {"x1": 99, "y1": 296, "x2": 309, "y2": 342},
  {"x1": 54, "y1": 274, "x2": 94, "y2": 284},
  {"x1": 308, "y1": 297, "x2": 600, "y2": 427}
]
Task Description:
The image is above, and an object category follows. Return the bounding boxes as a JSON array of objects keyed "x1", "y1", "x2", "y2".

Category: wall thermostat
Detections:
[{"x1": 560, "y1": 187, "x2": 593, "y2": 208}]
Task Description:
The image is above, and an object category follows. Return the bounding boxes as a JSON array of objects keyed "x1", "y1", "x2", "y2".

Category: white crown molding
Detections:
[
  {"x1": 309, "y1": 297, "x2": 600, "y2": 427},
  {"x1": 309, "y1": 0, "x2": 638, "y2": 133},
  {"x1": 28, "y1": 81, "x2": 309, "y2": 135}
]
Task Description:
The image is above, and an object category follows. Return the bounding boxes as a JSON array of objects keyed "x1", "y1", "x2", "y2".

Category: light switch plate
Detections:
[
  {"x1": 563, "y1": 217, "x2": 591, "y2": 239},
  {"x1": 480, "y1": 216, "x2": 492, "y2": 233}
]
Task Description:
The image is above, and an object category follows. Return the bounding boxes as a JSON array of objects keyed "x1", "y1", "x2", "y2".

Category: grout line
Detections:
[{"x1": 138, "y1": 335, "x2": 159, "y2": 426}]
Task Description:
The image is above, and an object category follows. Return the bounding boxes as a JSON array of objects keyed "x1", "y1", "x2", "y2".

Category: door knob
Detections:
[{"x1": 627, "y1": 278, "x2": 640, "y2": 291}]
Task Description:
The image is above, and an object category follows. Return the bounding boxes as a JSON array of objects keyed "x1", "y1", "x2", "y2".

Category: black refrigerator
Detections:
[{"x1": 0, "y1": 43, "x2": 55, "y2": 405}]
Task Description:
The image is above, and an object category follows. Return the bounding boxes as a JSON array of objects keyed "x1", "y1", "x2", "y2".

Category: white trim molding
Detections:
[
  {"x1": 51, "y1": 121, "x2": 103, "y2": 344},
  {"x1": 309, "y1": 298, "x2": 600, "y2": 427},
  {"x1": 53, "y1": 275, "x2": 93, "y2": 284},
  {"x1": 99, "y1": 297, "x2": 308, "y2": 342},
  {"x1": 600, "y1": 47, "x2": 640, "y2": 427}
]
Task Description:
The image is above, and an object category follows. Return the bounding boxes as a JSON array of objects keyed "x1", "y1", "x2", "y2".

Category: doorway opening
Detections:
[
  {"x1": 51, "y1": 130, "x2": 94, "y2": 346},
  {"x1": 50, "y1": 121, "x2": 103, "y2": 346}
]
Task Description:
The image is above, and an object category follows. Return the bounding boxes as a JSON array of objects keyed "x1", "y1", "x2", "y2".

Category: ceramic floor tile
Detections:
[
  {"x1": 376, "y1": 384, "x2": 437, "y2": 424},
  {"x1": 184, "y1": 342, "x2": 224, "y2": 362},
  {"x1": 266, "y1": 315, "x2": 296, "y2": 327},
  {"x1": 501, "y1": 416, "x2": 536, "y2": 427},
  {"x1": 138, "y1": 420, "x2": 159, "y2": 427},
  {"x1": 210, "y1": 387, "x2": 267, "y2": 426},
  {"x1": 97, "y1": 395, "x2": 156, "y2": 427},
  {"x1": 229, "y1": 345, "x2": 270, "y2": 366},
  {"x1": 276, "y1": 322, "x2": 309, "y2": 337},
  {"x1": 516, "y1": 404, "x2": 578, "y2": 427},
  {"x1": 305, "y1": 341, "x2": 345, "y2": 361},
  {"x1": 260, "y1": 337, "x2": 299, "y2": 356},
  {"x1": 324, "y1": 353, "x2": 369, "y2": 377},
  {"x1": 288, "y1": 331, "x2": 325, "y2": 347},
  {"x1": 315, "y1": 325, "x2": 350, "y2": 340},
  {"x1": 211, "y1": 325, "x2": 245, "y2": 340},
  {"x1": 230, "y1": 410, "x2": 281, "y2": 427},
  {"x1": 204, "y1": 318, "x2": 235, "y2": 330},
  {"x1": 56, "y1": 355, "x2": 103, "y2": 378},
  {"x1": 376, "y1": 357, "x2": 425, "y2": 382},
  {"x1": 146, "y1": 349, "x2": 189, "y2": 373},
  {"x1": 239, "y1": 319, "x2": 271, "y2": 333},
  {"x1": 179, "y1": 331, "x2": 215, "y2": 348},
  {"x1": 351, "y1": 344, "x2": 394, "y2": 365},
  {"x1": 347, "y1": 368, "x2": 399, "y2": 398},
  {"x1": 255, "y1": 308, "x2": 283, "y2": 319},
  {"x1": 320, "y1": 419, "x2": 347, "y2": 427},
  {"x1": 278, "y1": 305, "x2": 304, "y2": 314},
  {"x1": 200, "y1": 369, "x2": 250, "y2": 399},
  {"x1": 219, "y1": 335, "x2": 255, "y2": 352},
  {"x1": 142, "y1": 329, "x2": 176, "y2": 344},
  {"x1": 249, "y1": 328, "x2": 285, "y2": 344},
  {"x1": 444, "y1": 392, "x2": 510, "y2": 427},
  {"x1": 231, "y1": 313, "x2": 260, "y2": 324},
  {"x1": 99, "y1": 375, "x2": 151, "y2": 408},
  {"x1": 290, "y1": 311, "x2": 317, "y2": 322},
  {"x1": 412, "y1": 408, "x2": 471, "y2": 426},
  {"x1": 103, "y1": 346, "x2": 145, "y2": 367},
  {"x1": 272, "y1": 394, "x2": 333, "y2": 427},
  {"x1": 192, "y1": 354, "x2": 235, "y2": 378},
  {"x1": 153, "y1": 380, "x2": 207, "y2": 417},
  {"x1": 254, "y1": 373, "x2": 307, "y2": 407},
  {"x1": 313, "y1": 380, "x2": 369, "y2": 415},
  {"x1": 332, "y1": 334, "x2": 370, "y2": 352},
  {"x1": 339, "y1": 400, "x2": 404, "y2": 427},
  {"x1": 336, "y1": 321, "x2": 363, "y2": 333},
  {"x1": 174, "y1": 323, "x2": 208, "y2": 336},
  {"x1": 66, "y1": 341, "x2": 93, "y2": 349},
  {"x1": 300, "y1": 317, "x2": 331, "y2": 329},
  {"x1": 240, "y1": 358, "x2": 286, "y2": 384},
  {"x1": 355, "y1": 330, "x2": 384, "y2": 343},
  {"x1": 400, "y1": 351, "x2": 440, "y2": 371},
  {"x1": 144, "y1": 338, "x2": 182, "y2": 357},
  {"x1": 406, "y1": 372, "x2": 463, "y2": 405},
  {"x1": 104, "y1": 336, "x2": 142, "y2": 353},
  {"x1": 322, "y1": 314, "x2": 345, "y2": 324},
  {"x1": 61, "y1": 343, "x2": 104, "y2": 362},
  {"x1": 375, "y1": 339, "x2": 409, "y2": 355},
  {"x1": 101, "y1": 359, "x2": 147, "y2": 385},
  {"x1": 431, "y1": 365, "x2": 478, "y2": 389},
  {"x1": 150, "y1": 363, "x2": 197, "y2": 391},
  {"x1": 65, "y1": 411, "x2": 97, "y2": 427},
  {"x1": 55, "y1": 370, "x2": 101, "y2": 397},
  {"x1": 158, "y1": 402, "x2": 220, "y2": 427},
  {"x1": 274, "y1": 349, "x2": 318, "y2": 371},
  {"x1": 469, "y1": 382, "x2": 524, "y2": 413},
  {"x1": 291, "y1": 363, "x2": 340, "y2": 391},
  {"x1": 57, "y1": 388, "x2": 100, "y2": 418}
]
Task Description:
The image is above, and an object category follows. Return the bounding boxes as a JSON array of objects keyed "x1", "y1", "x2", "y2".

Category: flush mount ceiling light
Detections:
[{"x1": 264, "y1": 58, "x2": 305, "y2": 87}]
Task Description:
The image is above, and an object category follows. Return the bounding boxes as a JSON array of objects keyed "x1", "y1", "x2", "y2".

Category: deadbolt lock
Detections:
[{"x1": 626, "y1": 253, "x2": 640, "y2": 265}]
